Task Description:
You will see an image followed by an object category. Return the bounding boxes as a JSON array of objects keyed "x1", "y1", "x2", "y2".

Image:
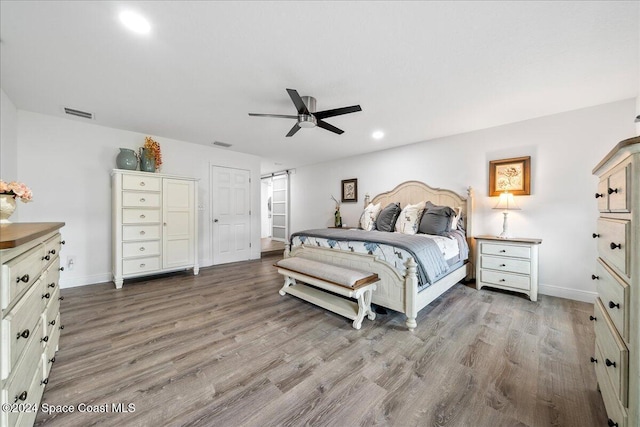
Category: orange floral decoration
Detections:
[{"x1": 143, "y1": 137, "x2": 163, "y2": 169}]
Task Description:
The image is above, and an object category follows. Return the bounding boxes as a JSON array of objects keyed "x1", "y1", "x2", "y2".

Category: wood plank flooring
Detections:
[{"x1": 34, "y1": 254, "x2": 607, "y2": 427}]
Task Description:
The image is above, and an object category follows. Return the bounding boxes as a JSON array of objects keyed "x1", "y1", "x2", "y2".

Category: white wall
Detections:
[
  {"x1": 0, "y1": 89, "x2": 19, "y2": 219},
  {"x1": 15, "y1": 111, "x2": 262, "y2": 288},
  {"x1": 290, "y1": 99, "x2": 636, "y2": 302}
]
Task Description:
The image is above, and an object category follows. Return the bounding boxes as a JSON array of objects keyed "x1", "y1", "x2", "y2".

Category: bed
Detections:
[{"x1": 284, "y1": 180, "x2": 474, "y2": 330}]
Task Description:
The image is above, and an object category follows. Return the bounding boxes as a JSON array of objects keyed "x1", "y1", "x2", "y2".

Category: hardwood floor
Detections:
[{"x1": 34, "y1": 254, "x2": 607, "y2": 427}]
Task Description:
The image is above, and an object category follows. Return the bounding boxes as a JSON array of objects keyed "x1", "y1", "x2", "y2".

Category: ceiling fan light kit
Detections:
[{"x1": 249, "y1": 88, "x2": 362, "y2": 137}]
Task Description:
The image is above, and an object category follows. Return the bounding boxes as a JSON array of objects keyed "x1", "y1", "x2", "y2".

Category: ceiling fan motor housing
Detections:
[{"x1": 298, "y1": 96, "x2": 317, "y2": 128}]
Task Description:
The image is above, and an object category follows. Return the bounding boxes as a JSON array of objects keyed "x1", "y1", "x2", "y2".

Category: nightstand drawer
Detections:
[
  {"x1": 480, "y1": 242, "x2": 531, "y2": 259},
  {"x1": 481, "y1": 255, "x2": 530, "y2": 275},
  {"x1": 595, "y1": 258, "x2": 629, "y2": 342},
  {"x1": 608, "y1": 163, "x2": 630, "y2": 212},
  {"x1": 594, "y1": 298, "x2": 628, "y2": 406},
  {"x1": 1, "y1": 243, "x2": 45, "y2": 311},
  {"x1": 480, "y1": 270, "x2": 530, "y2": 291}
]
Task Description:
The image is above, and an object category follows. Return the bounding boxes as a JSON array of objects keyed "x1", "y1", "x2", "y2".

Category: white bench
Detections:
[{"x1": 275, "y1": 257, "x2": 379, "y2": 329}]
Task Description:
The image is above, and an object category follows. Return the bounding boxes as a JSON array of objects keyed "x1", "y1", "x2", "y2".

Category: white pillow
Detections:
[
  {"x1": 359, "y1": 203, "x2": 382, "y2": 231},
  {"x1": 450, "y1": 207, "x2": 462, "y2": 231},
  {"x1": 395, "y1": 201, "x2": 426, "y2": 235}
]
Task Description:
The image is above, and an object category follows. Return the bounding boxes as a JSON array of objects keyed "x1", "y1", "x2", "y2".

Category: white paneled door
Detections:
[{"x1": 211, "y1": 166, "x2": 251, "y2": 265}]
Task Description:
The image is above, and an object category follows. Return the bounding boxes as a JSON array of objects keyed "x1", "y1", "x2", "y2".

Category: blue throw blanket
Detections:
[{"x1": 290, "y1": 228, "x2": 451, "y2": 287}]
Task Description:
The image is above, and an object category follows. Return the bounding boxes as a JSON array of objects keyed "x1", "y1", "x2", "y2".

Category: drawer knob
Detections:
[
  {"x1": 499, "y1": 249, "x2": 506, "y2": 253},
  {"x1": 49, "y1": 319, "x2": 56, "y2": 326},
  {"x1": 605, "y1": 358, "x2": 616, "y2": 368},
  {"x1": 589, "y1": 315, "x2": 597, "y2": 321},
  {"x1": 607, "y1": 187, "x2": 618, "y2": 195},
  {"x1": 17, "y1": 329, "x2": 30, "y2": 339},
  {"x1": 140, "y1": 247, "x2": 145, "y2": 251},
  {"x1": 59, "y1": 296, "x2": 64, "y2": 301},
  {"x1": 608, "y1": 419, "x2": 619, "y2": 427},
  {"x1": 139, "y1": 181, "x2": 146, "y2": 186},
  {"x1": 591, "y1": 275, "x2": 599, "y2": 280},
  {"x1": 595, "y1": 193, "x2": 604, "y2": 198},
  {"x1": 140, "y1": 214, "x2": 146, "y2": 219},
  {"x1": 60, "y1": 325, "x2": 65, "y2": 330},
  {"x1": 609, "y1": 242, "x2": 621, "y2": 250},
  {"x1": 499, "y1": 279, "x2": 506, "y2": 282},
  {"x1": 592, "y1": 233, "x2": 599, "y2": 238},
  {"x1": 590, "y1": 357, "x2": 597, "y2": 363},
  {"x1": 49, "y1": 357, "x2": 56, "y2": 364},
  {"x1": 41, "y1": 378, "x2": 49, "y2": 386},
  {"x1": 140, "y1": 198, "x2": 146, "y2": 202},
  {"x1": 140, "y1": 263, "x2": 146, "y2": 267},
  {"x1": 42, "y1": 255, "x2": 50, "y2": 261},
  {"x1": 59, "y1": 267, "x2": 64, "y2": 272},
  {"x1": 14, "y1": 391, "x2": 27, "y2": 402},
  {"x1": 49, "y1": 282, "x2": 56, "y2": 288},
  {"x1": 50, "y1": 249, "x2": 56, "y2": 255},
  {"x1": 16, "y1": 274, "x2": 30, "y2": 283},
  {"x1": 60, "y1": 240, "x2": 66, "y2": 245},
  {"x1": 608, "y1": 301, "x2": 620, "y2": 309},
  {"x1": 41, "y1": 336, "x2": 49, "y2": 343},
  {"x1": 140, "y1": 230, "x2": 146, "y2": 235},
  {"x1": 42, "y1": 293, "x2": 50, "y2": 299},
  {"x1": 499, "y1": 264, "x2": 506, "y2": 267}
]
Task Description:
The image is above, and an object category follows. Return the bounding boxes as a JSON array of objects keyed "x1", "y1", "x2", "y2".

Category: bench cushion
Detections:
[{"x1": 275, "y1": 257, "x2": 378, "y2": 289}]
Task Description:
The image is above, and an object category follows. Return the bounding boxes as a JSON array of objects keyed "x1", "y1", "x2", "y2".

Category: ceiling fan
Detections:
[{"x1": 249, "y1": 88, "x2": 362, "y2": 137}]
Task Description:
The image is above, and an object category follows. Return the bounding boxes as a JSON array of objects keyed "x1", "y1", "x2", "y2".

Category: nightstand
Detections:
[{"x1": 474, "y1": 235, "x2": 542, "y2": 301}]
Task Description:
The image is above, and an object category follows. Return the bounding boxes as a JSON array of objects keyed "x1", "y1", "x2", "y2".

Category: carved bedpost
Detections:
[
  {"x1": 284, "y1": 243, "x2": 290, "y2": 258},
  {"x1": 466, "y1": 187, "x2": 475, "y2": 280},
  {"x1": 404, "y1": 257, "x2": 418, "y2": 331},
  {"x1": 364, "y1": 193, "x2": 370, "y2": 208}
]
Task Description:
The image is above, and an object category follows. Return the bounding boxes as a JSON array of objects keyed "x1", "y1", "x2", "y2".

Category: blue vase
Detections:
[
  {"x1": 139, "y1": 148, "x2": 156, "y2": 172},
  {"x1": 116, "y1": 148, "x2": 138, "y2": 170}
]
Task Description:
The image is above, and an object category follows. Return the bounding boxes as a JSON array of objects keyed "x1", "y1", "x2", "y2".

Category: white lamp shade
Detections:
[{"x1": 494, "y1": 192, "x2": 520, "y2": 210}]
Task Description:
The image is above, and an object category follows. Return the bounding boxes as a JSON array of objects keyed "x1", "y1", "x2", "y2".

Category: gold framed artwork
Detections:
[
  {"x1": 489, "y1": 156, "x2": 531, "y2": 196},
  {"x1": 341, "y1": 178, "x2": 358, "y2": 202}
]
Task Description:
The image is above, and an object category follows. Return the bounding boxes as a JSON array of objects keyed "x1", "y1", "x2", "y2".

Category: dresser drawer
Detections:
[
  {"x1": 595, "y1": 259, "x2": 629, "y2": 342},
  {"x1": 122, "y1": 174, "x2": 161, "y2": 191},
  {"x1": 122, "y1": 208, "x2": 161, "y2": 224},
  {"x1": 594, "y1": 298, "x2": 628, "y2": 406},
  {"x1": 42, "y1": 262, "x2": 60, "y2": 296},
  {"x1": 480, "y1": 270, "x2": 530, "y2": 291},
  {"x1": 3, "y1": 350, "x2": 44, "y2": 427},
  {"x1": 123, "y1": 256, "x2": 161, "y2": 275},
  {"x1": 480, "y1": 242, "x2": 531, "y2": 259},
  {"x1": 42, "y1": 286, "x2": 60, "y2": 342},
  {"x1": 123, "y1": 240, "x2": 161, "y2": 258},
  {"x1": 1, "y1": 279, "x2": 44, "y2": 380},
  {"x1": 43, "y1": 312, "x2": 61, "y2": 380},
  {"x1": 481, "y1": 255, "x2": 530, "y2": 275},
  {"x1": 597, "y1": 219, "x2": 629, "y2": 277},
  {"x1": 594, "y1": 341, "x2": 628, "y2": 427},
  {"x1": 597, "y1": 178, "x2": 609, "y2": 212},
  {"x1": 1, "y1": 243, "x2": 45, "y2": 310},
  {"x1": 122, "y1": 191, "x2": 161, "y2": 208},
  {"x1": 607, "y1": 163, "x2": 631, "y2": 213},
  {"x1": 122, "y1": 225, "x2": 162, "y2": 241},
  {"x1": 42, "y1": 234, "x2": 62, "y2": 269}
]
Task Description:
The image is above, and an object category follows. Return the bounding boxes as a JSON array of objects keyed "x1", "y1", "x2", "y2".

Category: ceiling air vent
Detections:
[
  {"x1": 212, "y1": 141, "x2": 232, "y2": 148},
  {"x1": 64, "y1": 107, "x2": 94, "y2": 120}
]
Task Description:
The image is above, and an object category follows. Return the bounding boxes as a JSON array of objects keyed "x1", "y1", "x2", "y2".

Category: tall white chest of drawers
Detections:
[
  {"x1": 0, "y1": 223, "x2": 65, "y2": 427},
  {"x1": 591, "y1": 136, "x2": 639, "y2": 427},
  {"x1": 112, "y1": 170, "x2": 199, "y2": 289}
]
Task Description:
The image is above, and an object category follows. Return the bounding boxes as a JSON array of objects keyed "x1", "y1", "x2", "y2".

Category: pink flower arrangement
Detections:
[{"x1": 0, "y1": 180, "x2": 33, "y2": 202}]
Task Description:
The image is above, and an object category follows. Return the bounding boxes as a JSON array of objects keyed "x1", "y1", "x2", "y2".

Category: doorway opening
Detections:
[{"x1": 261, "y1": 172, "x2": 288, "y2": 255}]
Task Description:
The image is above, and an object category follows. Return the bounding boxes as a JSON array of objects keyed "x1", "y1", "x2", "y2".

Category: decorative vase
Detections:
[
  {"x1": 139, "y1": 148, "x2": 156, "y2": 172},
  {"x1": 116, "y1": 148, "x2": 138, "y2": 170},
  {"x1": 0, "y1": 194, "x2": 17, "y2": 224},
  {"x1": 334, "y1": 207, "x2": 342, "y2": 228}
]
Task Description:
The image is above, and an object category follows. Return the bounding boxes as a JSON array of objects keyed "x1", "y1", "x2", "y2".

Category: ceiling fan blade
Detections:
[
  {"x1": 314, "y1": 105, "x2": 362, "y2": 120},
  {"x1": 248, "y1": 113, "x2": 298, "y2": 119},
  {"x1": 286, "y1": 123, "x2": 301, "y2": 137},
  {"x1": 286, "y1": 88, "x2": 309, "y2": 115},
  {"x1": 317, "y1": 120, "x2": 344, "y2": 135}
]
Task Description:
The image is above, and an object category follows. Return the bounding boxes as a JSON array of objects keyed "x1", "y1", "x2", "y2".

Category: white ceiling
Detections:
[{"x1": 1, "y1": 1, "x2": 638, "y2": 174}]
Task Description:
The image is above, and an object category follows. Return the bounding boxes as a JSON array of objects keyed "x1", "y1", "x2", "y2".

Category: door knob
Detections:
[{"x1": 214, "y1": 219, "x2": 219, "y2": 223}]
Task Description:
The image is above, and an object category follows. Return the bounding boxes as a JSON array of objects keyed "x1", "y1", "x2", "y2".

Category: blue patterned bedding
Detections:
[{"x1": 290, "y1": 228, "x2": 468, "y2": 288}]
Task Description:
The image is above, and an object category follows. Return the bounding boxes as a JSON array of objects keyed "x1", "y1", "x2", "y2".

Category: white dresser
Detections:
[
  {"x1": 112, "y1": 170, "x2": 199, "y2": 289},
  {"x1": 475, "y1": 235, "x2": 542, "y2": 302},
  {"x1": 591, "y1": 136, "x2": 639, "y2": 427},
  {"x1": 0, "y1": 222, "x2": 65, "y2": 427}
]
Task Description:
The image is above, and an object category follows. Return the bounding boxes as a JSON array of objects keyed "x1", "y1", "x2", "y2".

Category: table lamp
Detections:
[{"x1": 493, "y1": 191, "x2": 520, "y2": 238}]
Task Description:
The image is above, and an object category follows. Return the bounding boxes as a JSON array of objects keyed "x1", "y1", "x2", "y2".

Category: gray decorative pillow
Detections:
[
  {"x1": 418, "y1": 202, "x2": 456, "y2": 236},
  {"x1": 375, "y1": 203, "x2": 401, "y2": 232}
]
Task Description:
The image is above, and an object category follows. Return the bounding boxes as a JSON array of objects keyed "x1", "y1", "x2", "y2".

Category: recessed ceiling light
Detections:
[
  {"x1": 119, "y1": 11, "x2": 151, "y2": 34},
  {"x1": 372, "y1": 131, "x2": 384, "y2": 140}
]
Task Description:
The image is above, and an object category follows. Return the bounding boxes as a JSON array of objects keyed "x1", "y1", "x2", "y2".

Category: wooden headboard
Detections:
[{"x1": 364, "y1": 181, "x2": 474, "y2": 261}]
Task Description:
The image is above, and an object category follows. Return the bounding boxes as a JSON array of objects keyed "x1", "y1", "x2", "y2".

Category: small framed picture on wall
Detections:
[
  {"x1": 489, "y1": 156, "x2": 531, "y2": 196},
  {"x1": 341, "y1": 178, "x2": 358, "y2": 203}
]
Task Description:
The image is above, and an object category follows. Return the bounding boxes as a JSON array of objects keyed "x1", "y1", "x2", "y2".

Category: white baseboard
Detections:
[
  {"x1": 59, "y1": 273, "x2": 112, "y2": 289},
  {"x1": 538, "y1": 283, "x2": 597, "y2": 303}
]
